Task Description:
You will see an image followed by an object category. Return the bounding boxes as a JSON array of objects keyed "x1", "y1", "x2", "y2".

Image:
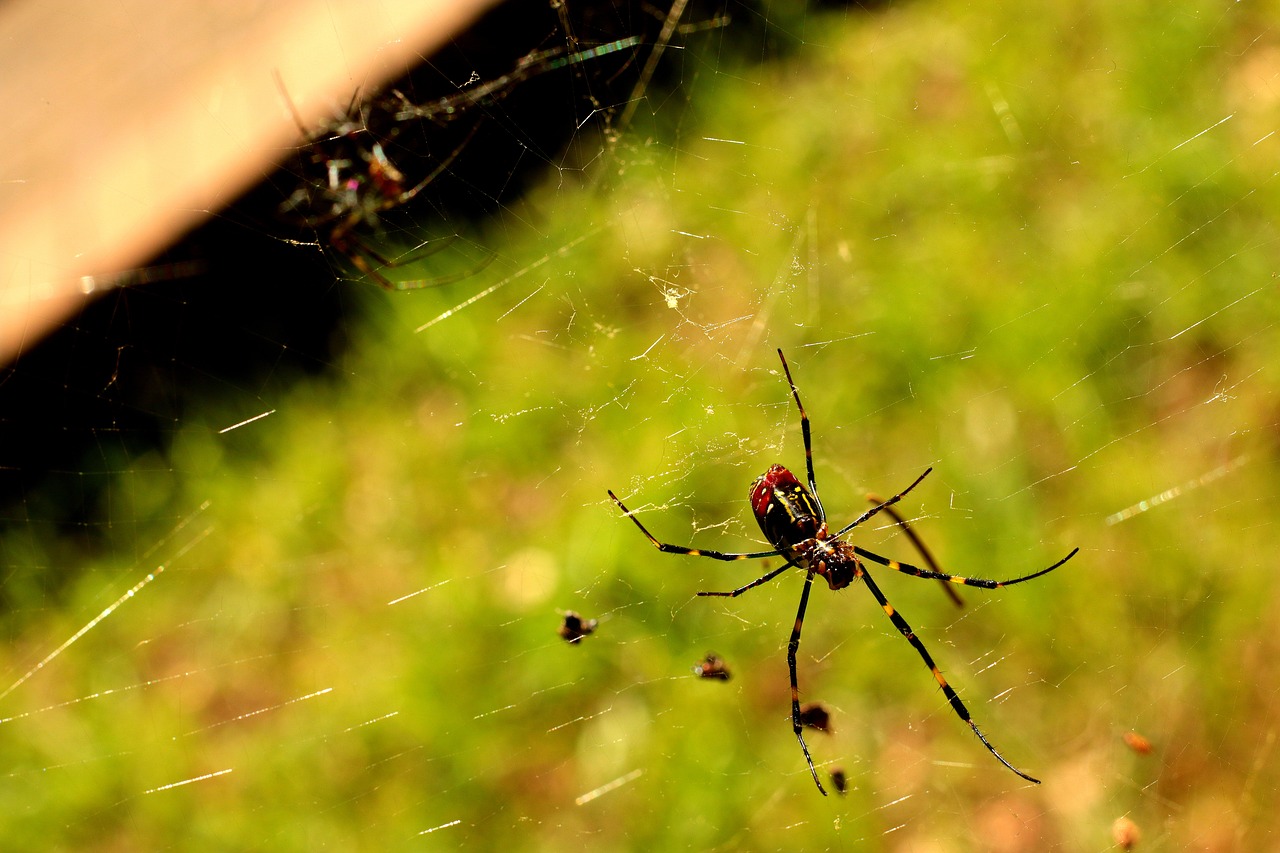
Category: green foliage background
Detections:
[{"x1": 4, "y1": 1, "x2": 1280, "y2": 849}]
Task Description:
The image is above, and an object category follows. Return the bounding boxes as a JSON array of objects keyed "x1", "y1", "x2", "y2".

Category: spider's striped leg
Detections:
[
  {"x1": 697, "y1": 558, "x2": 799, "y2": 598},
  {"x1": 856, "y1": 565, "x2": 1040, "y2": 784},
  {"x1": 787, "y1": 569, "x2": 829, "y2": 795},
  {"x1": 869, "y1": 495, "x2": 963, "y2": 608},
  {"x1": 607, "y1": 491, "x2": 783, "y2": 561},
  {"x1": 775, "y1": 349, "x2": 824, "y2": 521},
  {"x1": 853, "y1": 546, "x2": 1079, "y2": 588},
  {"x1": 829, "y1": 468, "x2": 933, "y2": 540}
]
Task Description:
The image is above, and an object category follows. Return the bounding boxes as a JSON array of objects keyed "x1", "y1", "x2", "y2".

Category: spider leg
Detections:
[
  {"x1": 348, "y1": 236, "x2": 401, "y2": 271},
  {"x1": 393, "y1": 119, "x2": 483, "y2": 205},
  {"x1": 697, "y1": 558, "x2": 800, "y2": 598},
  {"x1": 390, "y1": 236, "x2": 467, "y2": 270},
  {"x1": 775, "y1": 349, "x2": 824, "y2": 522},
  {"x1": 853, "y1": 546, "x2": 1079, "y2": 588},
  {"x1": 829, "y1": 467, "x2": 933, "y2": 540},
  {"x1": 869, "y1": 495, "x2": 963, "y2": 608},
  {"x1": 375, "y1": 252, "x2": 497, "y2": 292},
  {"x1": 856, "y1": 564, "x2": 1040, "y2": 784},
  {"x1": 788, "y1": 569, "x2": 828, "y2": 796},
  {"x1": 332, "y1": 233, "x2": 403, "y2": 290},
  {"x1": 607, "y1": 491, "x2": 783, "y2": 561}
]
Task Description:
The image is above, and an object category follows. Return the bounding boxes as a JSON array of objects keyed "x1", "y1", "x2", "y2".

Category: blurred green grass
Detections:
[{"x1": 4, "y1": 0, "x2": 1280, "y2": 849}]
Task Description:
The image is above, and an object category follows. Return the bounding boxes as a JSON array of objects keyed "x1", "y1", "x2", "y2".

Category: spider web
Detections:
[{"x1": 2, "y1": 0, "x2": 1279, "y2": 850}]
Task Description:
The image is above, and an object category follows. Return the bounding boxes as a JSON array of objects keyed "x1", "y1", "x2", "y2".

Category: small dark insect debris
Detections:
[
  {"x1": 829, "y1": 768, "x2": 848, "y2": 795},
  {"x1": 692, "y1": 653, "x2": 732, "y2": 681},
  {"x1": 558, "y1": 612, "x2": 598, "y2": 644},
  {"x1": 798, "y1": 702, "x2": 833, "y2": 734},
  {"x1": 1122, "y1": 731, "x2": 1153, "y2": 755}
]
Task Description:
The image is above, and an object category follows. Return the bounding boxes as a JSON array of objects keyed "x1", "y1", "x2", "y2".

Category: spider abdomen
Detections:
[{"x1": 750, "y1": 464, "x2": 824, "y2": 548}]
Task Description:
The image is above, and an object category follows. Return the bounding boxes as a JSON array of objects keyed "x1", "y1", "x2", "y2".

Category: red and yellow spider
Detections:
[{"x1": 608, "y1": 349, "x2": 1077, "y2": 796}]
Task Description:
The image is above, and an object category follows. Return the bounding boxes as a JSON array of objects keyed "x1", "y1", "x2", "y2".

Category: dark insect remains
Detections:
[
  {"x1": 797, "y1": 702, "x2": 833, "y2": 734},
  {"x1": 558, "y1": 611, "x2": 598, "y2": 644},
  {"x1": 692, "y1": 653, "x2": 732, "y2": 681},
  {"x1": 608, "y1": 349, "x2": 1078, "y2": 796}
]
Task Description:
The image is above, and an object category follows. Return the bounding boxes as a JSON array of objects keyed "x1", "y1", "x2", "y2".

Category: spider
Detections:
[
  {"x1": 275, "y1": 77, "x2": 487, "y2": 291},
  {"x1": 608, "y1": 349, "x2": 1078, "y2": 796},
  {"x1": 281, "y1": 126, "x2": 485, "y2": 291}
]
